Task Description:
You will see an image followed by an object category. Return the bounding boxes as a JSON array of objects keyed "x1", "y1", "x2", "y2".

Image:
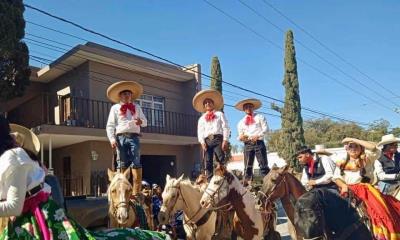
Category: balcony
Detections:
[{"x1": 8, "y1": 93, "x2": 198, "y2": 137}]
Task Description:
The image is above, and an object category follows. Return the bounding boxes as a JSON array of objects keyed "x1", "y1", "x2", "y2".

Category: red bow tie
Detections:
[
  {"x1": 120, "y1": 103, "x2": 136, "y2": 116},
  {"x1": 205, "y1": 111, "x2": 216, "y2": 122},
  {"x1": 245, "y1": 114, "x2": 255, "y2": 126}
]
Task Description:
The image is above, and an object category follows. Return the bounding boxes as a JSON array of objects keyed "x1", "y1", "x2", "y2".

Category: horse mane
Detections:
[{"x1": 283, "y1": 171, "x2": 306, "y2": 192}]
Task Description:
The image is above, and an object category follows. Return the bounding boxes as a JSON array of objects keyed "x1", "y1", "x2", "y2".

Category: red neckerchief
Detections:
[
  {"x1": 384, "y1": 152, "x2": 394, "y2": 160},
  {"x1": 205, "y1": 111, "x2": 216, "y2": 122},
  {"x1": 308, "y1": 157, "x2": 315, "y2": 176},
  {"x1": 245, "y1": 114, "x2": 255, "y2": 126},
  {"x1": 120, "y1": 103, "x2": 136, "y2": 116}
]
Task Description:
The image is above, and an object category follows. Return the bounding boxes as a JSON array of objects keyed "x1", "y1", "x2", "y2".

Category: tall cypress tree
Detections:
[
  {"x1": 0, "y1": 0, "x2": 30, "y2": 101},
  {"x1": 210, "y1": 56, "x2": 223, "y2": 91},
  {"x1": 272, "y1": 30, "x2": 305, "y2": 171}
]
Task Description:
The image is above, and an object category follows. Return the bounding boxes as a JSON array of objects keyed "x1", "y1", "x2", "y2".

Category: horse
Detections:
[
  {"x1": 158, "y1": 174, "x2": 217, "y2": 240},
  {"x1": 200, "y1": 165, "x2": 280, "y2": 240},
  {"x1": 294, "y1": 188, "x2": 372, "y2": 240},
  {"x1": 107, "y1": 168, "x2": 137, "y2": 228},
  {"x1": 261, "y1": 166, "x2": 306, "y2": 240},
  {"x1": 142, "y1": 188, "x2": 155, "y2": 230}
]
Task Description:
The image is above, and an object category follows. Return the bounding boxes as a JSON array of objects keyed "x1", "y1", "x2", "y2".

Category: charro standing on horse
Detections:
[
  {"x1": 235, "y1": 98, "x2": 270, "y2": 187},
  {"x1": 106, "y1": 81, "x2": 148, "y2": 197},
  {"x1": 296, "y1": 145, "x2": 337, "y2": 192},
  {"x1": 193, "y1": 89, "x2": 230, "y2": 181},
  {"x1": 374, "y1": 134, "x2": 400, "y2": 196}
]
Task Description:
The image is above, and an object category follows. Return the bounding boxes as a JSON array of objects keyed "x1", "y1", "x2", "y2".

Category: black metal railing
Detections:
[
  {"x1": 8, "y1": 93, "x2": 198, "y2": 137},
  {"x1": 90, "y1": 170, "x2": 108, "y2": 197},
  {"x1": 60, "y1": 175, "x2": 84, "y2": 196}
]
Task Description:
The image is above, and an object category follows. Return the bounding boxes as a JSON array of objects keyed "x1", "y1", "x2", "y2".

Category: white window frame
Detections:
[{"x1": 135, "y1": 94, "x2": 165, "y2": 127}]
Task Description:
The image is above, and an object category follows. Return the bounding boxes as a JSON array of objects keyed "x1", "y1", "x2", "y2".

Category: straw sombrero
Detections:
[
  {"x1": 192, "y1": 89, "x2": 224, "y2": 112},
  {"x1": 106, "y1": 81, "x2": 143, "y2": 103},
  {"x1": 10, "y1": 124, "x2": 40, "y2": 155},
  {"x1": 234, "y1": 98, "x2": 262, "y2": 111},
  {"x1": 313, "y1": 144, "x2": 332, "y2": 156},
  {"x1": 377, "y1": 134, "x2": 400, "y2": 147}
]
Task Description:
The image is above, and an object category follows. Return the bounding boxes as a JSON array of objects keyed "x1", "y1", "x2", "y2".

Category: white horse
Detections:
[
  {"x1": 158, "y1": 174, "x2": 217, "y2": 240},
  {"x1": 200, "y1": 166, "x2": 267, "y2": 240}
]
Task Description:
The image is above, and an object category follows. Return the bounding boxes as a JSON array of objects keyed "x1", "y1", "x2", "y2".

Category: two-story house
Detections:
[{"x1": 2, "y1": 42, "x2": 202, "y2": 196}]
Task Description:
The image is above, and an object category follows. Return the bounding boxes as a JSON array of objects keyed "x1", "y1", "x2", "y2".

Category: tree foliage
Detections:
[
  {"x1": 0, "y1": 0, "x2": 30, "y2": 101},
  {"x1": 210, "y1": 56, "x2": 223, "y2": 95}
]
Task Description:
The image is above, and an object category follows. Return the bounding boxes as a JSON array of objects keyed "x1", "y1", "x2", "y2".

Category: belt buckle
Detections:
[{"x1": 208, "y1": 135, "x2": 214, "y2": 140}]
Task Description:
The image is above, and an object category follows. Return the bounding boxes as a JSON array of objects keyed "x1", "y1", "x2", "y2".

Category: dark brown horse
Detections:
[{"x1": 261, "y1": 166, "x2": 306, "y2": 240}]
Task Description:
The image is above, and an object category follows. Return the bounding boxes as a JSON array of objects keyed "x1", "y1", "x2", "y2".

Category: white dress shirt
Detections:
[
  {"x1": 237, "y1": 113, "x2": 268, "y2": 140},
  {"x1": 106, "y1": 102, "x2": 148, "y2": 143},
  {"x1": 300, "y1": 155, "x2": 336, "y2": 186},
  {"x1": 374, "y1": 157, "x2": 397, "y2": 181},
  {"x1": 197, "y1": 111, "x2": 230, "y2": 144}
]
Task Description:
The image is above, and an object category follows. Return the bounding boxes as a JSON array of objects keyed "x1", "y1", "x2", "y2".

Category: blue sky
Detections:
[{"x1": 24, "y1": 0, "x2": 400, "y2": 144}]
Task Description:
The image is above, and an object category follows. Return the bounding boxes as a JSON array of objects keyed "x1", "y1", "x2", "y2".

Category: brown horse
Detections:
[{"x1": 261, "y1": 166, "x2": 306, "y2": 240}]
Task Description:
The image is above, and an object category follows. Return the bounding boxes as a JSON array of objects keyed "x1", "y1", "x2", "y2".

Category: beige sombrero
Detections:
[
  {"x1": 106, "y1": 81, "x2": 143, "y2": 103},
  {"x1": 192, "y1": 89, "x2": 224, "y2": 112},
  {"x1": 377, "y1": 134, "x2": 400, "y2": 147},
  {"x1": 313, "y1": 144, "x2": 332, "y2": 156},
  {"x1": 10, "y1": 124, "x2": 40, "y2": 155},
  {"x1": 234, "y1": 98, "x2": 262, "y2": 111}
]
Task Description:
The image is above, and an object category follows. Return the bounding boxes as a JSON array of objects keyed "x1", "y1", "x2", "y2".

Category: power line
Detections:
[
  {"x1": 236, "y1": 0, "x2": 400, "y2": 108},
  {"x1": 260, "y1": 0, "x2": 400, "y2": 99},
  {"x1": 23, "y1": 6, "x2": 375, "y2": 124},
  {"x1": 201, "y1": 0, "x2": 397, "y2": 114}
]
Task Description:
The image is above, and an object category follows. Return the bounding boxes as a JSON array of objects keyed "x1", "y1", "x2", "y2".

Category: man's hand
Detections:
[
  {"x1": 135, "y1": 118, "x2": 143, "y2": 126},
  {"x1": 239, "y1": 135, "x2": 248, "y2": 142},
  {"x1": 250, "y1": 136, "x2": 259, "y2": 142},
  {"x1": 111, "y1": 140, "x2": 117, "y2": 149},
  {"x1": 222, "y1": 140, "x2": 229, "y2": 151},
  {"x1": 201, "y1": 143, "x2": 207, "y2": 151},
  {"x1": 308, "y1": 180, "x2": 317, "y2": 186}
]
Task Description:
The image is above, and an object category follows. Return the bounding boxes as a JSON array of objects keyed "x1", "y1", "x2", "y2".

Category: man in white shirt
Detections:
[
  {"x1": 296, "y1": 145, "x2": 337, "y2": 193},
  {"x1": 193, "y1": 89, "x2": 230, "y2": 181},
  {"x1": 106, "y1": 81, "x2": 147, "y2": 196},
  {"x1": 236, "y1": 98, "x2": 269, "y2": 186},
  {"x1": 375, "y1": 134, "x2": 400, "y2": 195}
]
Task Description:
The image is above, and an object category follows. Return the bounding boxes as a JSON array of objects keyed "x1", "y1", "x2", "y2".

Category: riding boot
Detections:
[{"x1": 131, "y1": 168, "x2": 142, "y2": 196}]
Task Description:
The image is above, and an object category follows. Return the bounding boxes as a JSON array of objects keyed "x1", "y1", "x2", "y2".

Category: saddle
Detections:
[{"x1": 347, "y1": 190, "x2": 372, "y2": 232}]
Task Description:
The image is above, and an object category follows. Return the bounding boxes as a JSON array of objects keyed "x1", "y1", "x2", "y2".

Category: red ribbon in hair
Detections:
[
  {"x1": 120, "y1": 103, "x2": 136, "y2": 116},
  {"x1": 205, "y1": 111, "x2": 216, "y2": 122},
  {"x1": 245, "y1": 114, "x2": 255, "y2": 126}
]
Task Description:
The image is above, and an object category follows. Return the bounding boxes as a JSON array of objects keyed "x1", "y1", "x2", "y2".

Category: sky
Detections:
[{"x1": 23, "y1": 0, "x2": 400, "y2": 145}]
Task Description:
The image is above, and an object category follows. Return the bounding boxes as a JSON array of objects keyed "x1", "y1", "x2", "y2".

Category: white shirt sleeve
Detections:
[
  {"x1": 0, "y1": 165, "x2": 29, "y2": 217},
  {"x1": 197, "y1": 117, "x2": 205, "y2": 144},
  {"x1": 332, "y1": 165, "x2": 344, "y2": 181},
  {"x1": 301, "y1": 168, "x2": 309, "y2": 186},
  {"x1": 237, "y1": 120, "x2": 244, "y2": 140},
  {"x1": 374, "y1": 159, "x2": 397, "y2": 181},
  {"x1": 314, "y1": 156, "x2": 335, "y2": 185},
  {"x1": 136, "y1": 105, "x2": 148, "y2": 127},
  {"x1": 106, "y1": 105, "x2": 117, "y2": 143},
  {"x1": 221, "y1": 113, "x2": 230, "y2": 141}
]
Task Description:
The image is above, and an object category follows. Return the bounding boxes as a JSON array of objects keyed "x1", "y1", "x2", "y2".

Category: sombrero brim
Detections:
[
  {"x1": 313, "y1": 150, "x2": 332, "y2": 156},
  {"x1": 107, "y1": 81, "x2": 143, "y2": 103},
  {"x1": 192, "y1": 89, "x2": 224, "y2": 112},
  {"x1": 235, "y1": 98, "x2": 262, "y2": 111},
  {"x1": 10, "y1": 124, "x2": 40, "y2": 155},
  {"x1": 377, "y1": 138, "x2": 400, "y2": 147}
]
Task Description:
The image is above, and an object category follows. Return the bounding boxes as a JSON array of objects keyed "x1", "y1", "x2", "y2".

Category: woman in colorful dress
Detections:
[
  {"x1": 333, "y1": 137, "x2": 400, "y2": 240},
  {"x1": 0, "y1": 116, "x2": 168, "y2": 240}
]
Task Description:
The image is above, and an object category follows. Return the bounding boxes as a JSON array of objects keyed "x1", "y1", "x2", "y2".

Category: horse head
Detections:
[
  {"x1": 261, "y1": 165, "x2": 289, "y2": 201},
  {"x1": 107, "y1": 168, "x2": 133, "y2": 225},
  {"x1": 158, "y1": 174, "x2": 184, "y2": 225},
  {"x1": 200, "y1": 165, "x2": 235, "y2": 209}
]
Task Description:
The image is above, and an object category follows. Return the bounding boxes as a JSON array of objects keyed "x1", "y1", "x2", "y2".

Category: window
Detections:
[{"x1": 135, "y1": 94, "x2": 165, "y2": 127}]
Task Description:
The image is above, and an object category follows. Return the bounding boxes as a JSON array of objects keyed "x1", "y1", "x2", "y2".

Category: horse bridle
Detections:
[
  {"x1": 262, "y1": 172, "x2": 287, "y2": 204},
  {"x1": 109, "y1": 178, "x2": 133, "y2": 220}
]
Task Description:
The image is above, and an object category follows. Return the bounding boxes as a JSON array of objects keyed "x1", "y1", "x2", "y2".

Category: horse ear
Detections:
[
  {"x1": 271, "y1": 163, "x2": 279, "y2": 170},
  {"x1": 177, "y1": 174, "x2": 184, "y2": 182},
  {"x1": 107, "y1": 168, "x2": 115, "y2": 182},
  {"x1": 277, "y1": 165, "x2": 289, "y2": 174},
  {"x1": 166, "y1": 174, "x2": 171, "y2": 182},
  {"x1": 123, "y1": 168, "x2": 131, "y2": 180}
]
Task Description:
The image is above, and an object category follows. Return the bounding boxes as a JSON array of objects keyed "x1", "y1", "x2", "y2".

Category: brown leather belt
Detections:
[
  {"x1": 206, "y1": 134, "x2": 222, "y2": 140},
  {"x1": 117, "y1": 132, "x2": 142, "y2": 138}
]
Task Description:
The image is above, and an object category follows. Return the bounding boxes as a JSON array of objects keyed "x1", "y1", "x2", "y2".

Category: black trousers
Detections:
[
  {"x1": 244, "y1": 140, "x2": 269, "y2": 179},
  {"x1": 204, "y1": 135, "x2": 226, "y2": 181}
]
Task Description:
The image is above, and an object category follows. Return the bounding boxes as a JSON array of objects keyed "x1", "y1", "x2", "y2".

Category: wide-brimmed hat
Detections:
[
  {"x1": 192, "y1": 89, "x2": 224, "y2": 112},
  {"x1": 106, "y1": 81, "x2": 143, "y2": 103},
  {"x1": 377, "y1": 134, "x2": 400, "y2": 147},
  {"x1": 313, "y1": 144, "x2": 332, "y2": 156},
  {"x1": 234, "y1": 98, "x2": 262, "y2": 111},
  {"x1": 10, "y1": 124, "x2": 40, "y2": 155}
]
